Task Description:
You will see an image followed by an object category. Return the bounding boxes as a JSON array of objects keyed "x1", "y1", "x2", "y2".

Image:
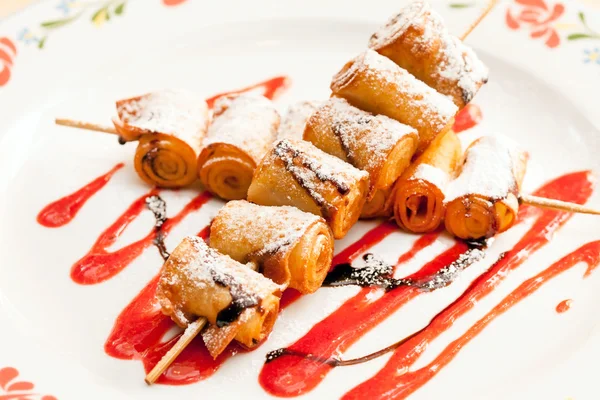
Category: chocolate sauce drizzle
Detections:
[
  {"x1": 210, "y1": 269, "x2": 261, "y2": 328},
  {"x1": 274, "y1": 140, "x2": 350, "y2": 218},
  {"x1": 323, "y1": 245, "x2": 485, "y2": 292},
  {"x1": 267, "y1": 242, "x2": 488, "y2": 366},
  {"x1": 145, "y1": 195, "x2": 170, "y2": 260}
]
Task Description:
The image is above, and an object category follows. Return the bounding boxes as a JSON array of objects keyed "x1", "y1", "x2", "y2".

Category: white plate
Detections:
[{"x1": 1, "y1": 0, "x2": 600, "y2": 399}]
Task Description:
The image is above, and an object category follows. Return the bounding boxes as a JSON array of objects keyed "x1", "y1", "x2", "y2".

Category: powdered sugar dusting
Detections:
[
  {"x1": 317, "y1": 97, "x2": 417, "y2": 174},
  {"x1": 445, "y1": 136, "x2": 524, "y2": 202},
  {"x1": 368, "y1": 0, "x2": 488, "y2": 105},
  {"x1": 272, "y1": 139, "x2": 369, "y2": 213},
  {"x1": 160, "y1": 236, "x2": 282, "y2": 326},
  {"x1": 411, "y1": 163, "x2": 449, "y2": 189},
  {"x1": 204, "y1": 94, "x2": 280, "y2": 163},
  {"x1": 336, "y1": 50, "x2": 458, "y2": 132},
  {"x1": 116, "y1": 90, "x2": 209, "y2": 145},
  {"x1": 437, "y1": 36, "x2": 488, "y2": 104},
  {"x1": 278, "y1": 101, "x2": 321, "y2": 140},
  {"x1": 369, "y1": 0, "x2": 429, "y2": 50},
  {"x1": 216, "y1": 200, "x2": 322, "y2": 258}
]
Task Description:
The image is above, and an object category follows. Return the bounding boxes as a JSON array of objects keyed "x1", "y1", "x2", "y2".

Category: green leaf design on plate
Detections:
[
  {"x1": 449, "y1": 3, "x2": 474, "y2": 8},
  {"x1": 37, "y1": 36, "x2": 47, "y2": 49},
  {"x1": 114, "y1": 2, "x2": 126, "y2": 15},
  {"x1": 40, "y1": 14, "x2": 79, "y2": 29},
  {"x1": 567, "y1": 33, "x2": 593, "y2": 40},
  {"x1": 578, "y1": 11, "x2": 586, "y2": 25}
]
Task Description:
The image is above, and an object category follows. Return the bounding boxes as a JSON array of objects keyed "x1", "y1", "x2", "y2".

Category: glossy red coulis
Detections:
[
  {"x1": 36, "y1": 163, "x2": 124, "y2": 227},
  {"x1": 342, "y1": 171, "x2": 594, "y2": 400},
  {"x1": 71, "y1": 191, "x2": 212, "y2": 284},
  {"x1": 205, "y1": 76, "x2": 290, "y2": 108},
  {"x1": 453, "y1": 104, "x2": 482, "y2": 133},
  {"x1": 556, "y1": 299, "x2": 572, "y2": 313}
]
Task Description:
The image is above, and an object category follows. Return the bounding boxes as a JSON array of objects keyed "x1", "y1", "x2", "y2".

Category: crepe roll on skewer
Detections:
[
  {"x1": 444, "y1": 136, "x2": 528, "y2": 240},
  {"x1": 112, "y1": 90, "x2": 209, "y2": 188},
  {"x1": 331, "y1": 49, "x2": 458, "y2": 154},
  {"x1": 303, "y1": 97, "x2": 419, "y2": 201},
  {"x1": 361, "y1": 187, "x2": 394, "y2": 219},
  {"x1": 197, "y1": 94, "x2": 280, "y2": 200},
  {"x1": 368, "y1": 0, "x2": 488, "y2": 108},
  {"x1": 391, "y1": 130, "x2": 462, "y2": 233},
  {"x1": 157, "y1": 236, "x2": 283, "y2": 359},
  {"x1": 247, "y1": 139, "x2": 370, "y2": 239},
  {"x1": 278, "y1": 101, "x2": 321, "y2": 140},
  {"x1": 210, "y1": 200, "x2": 334, "y2": 294}
]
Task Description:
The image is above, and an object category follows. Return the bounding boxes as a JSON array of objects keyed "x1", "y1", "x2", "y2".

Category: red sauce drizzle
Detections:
[
  {"x1": 259, "y1": 232, "x2": 444, "y2": 396},
  {"x1": 453, "y1": 103, "x2": 482, "y2": 133},
  {"x1": 343, "y1": 171, "x2": 594, "y2": 400},
  {"x1": 36, "y1": 163, "x2": 124, "y2": 227},
  {"x1": 71, "y1": 191, "x2": 212, "y2": 284},
  {"x1": 205, "y1": 76, "x2": 290, "y2": 108},
  {"x1": 556, "y1": 299, "x2": 572, "y2": 313}
]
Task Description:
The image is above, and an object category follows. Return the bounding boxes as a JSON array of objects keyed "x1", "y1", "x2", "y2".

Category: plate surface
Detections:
[{"x1": 1, "y1": 0, "x2": 600, "y2": 399}]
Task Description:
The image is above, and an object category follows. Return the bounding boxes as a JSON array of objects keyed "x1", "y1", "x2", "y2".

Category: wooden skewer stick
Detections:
[
  {"x1": 145, "y1": 317, "x2": 208, "y2": 385},
  {"x1": 520, "y1": 194, "x2": 600, "y2": 216},
  {"x1": 460, "y1": 0, "x2": 499, "y2": 40},
  {"x1": 55, "y1": 118, "x2": 119, "y2": 135}
]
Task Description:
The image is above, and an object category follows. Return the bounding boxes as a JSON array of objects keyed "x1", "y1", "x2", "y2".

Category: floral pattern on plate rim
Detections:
[{"x1": 0, "y1": 366, "x2": 57, "y2": 400}]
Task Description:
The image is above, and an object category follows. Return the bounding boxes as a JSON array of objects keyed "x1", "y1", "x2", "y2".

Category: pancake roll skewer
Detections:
[
  {"x1": 156, "y1": 236, "x2": 284, "y2": 359},
  {"x1": 330, "y1": 49, "x2": 457, "y2": 154},
  {"x1": 368, "y1": 0, "x2": 489, "y2": 108},
  {"x1": 278, "y1": 101, "x2": 321, "y2": 140},
  {"x1": 111, "y1": 90, "x2": 210, "y2": 188},
  {"x1": 390, "y1": 130, "x2": 462, "y2": 232},
  {"x1": 247, "y1": 138, "x2": 370, "y2": 239},
  {"x1": 210, "y1": 200, "x2": 334, "y2": 294},
  {"x1": 304, "y1": 97, "x2": 419, "y2": 195},
  {"x1": 303, "y1": 97, "x2": 419, "y2": 218},
  {"x1": 444, "y1": 136, "x2": 528, "y2": 240},
  {"x1": 197, "y1": 94, "x2": 280, "y2": 200}
]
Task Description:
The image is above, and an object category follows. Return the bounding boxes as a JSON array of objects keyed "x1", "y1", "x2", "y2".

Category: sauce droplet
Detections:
[{"x1": 556, "y1": 299, "x2": 572, "y2": 313}]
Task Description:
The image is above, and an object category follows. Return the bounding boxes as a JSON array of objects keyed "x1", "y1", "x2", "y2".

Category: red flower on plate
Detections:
[
  {"x1": 0, "y1": 367, "x2": 57, "y2": 400},
  {"x1": 163, "y1": 0, "x2": 187, "y2": 6},
  {"x1": 506, "y1": 0, "x2": 565, "y2": 48},
  {"x1": 0, "y1": 37, "x2": 17, "y2": 87}
]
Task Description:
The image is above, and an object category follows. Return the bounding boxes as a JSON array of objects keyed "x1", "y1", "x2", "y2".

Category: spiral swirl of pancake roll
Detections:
[
  {"x1": 113, "y1": 90, "x2": 209, "y2": 188},
  {"x1": 304, "y1": 97, "x2": 419, "y2": 201},
  {"x1": 247, "y1": 139, "x2": 370, "y2": 239},
  {"x1": 330, "y1": 49, "x2": 458, "y2": 154},
  {"x1": 156, "y1": 236, "x2": 284, "y2": 359},
  {"x1": 197, "y1": 94, "x2": 280, "y2": 200},
  {"x1": 391, "y1": 130, "x2": 462, "y2": 233},
  {"x1": 277, "y1": 100, "x2": 321, "y2": 140},
  {"x1": 368, "y1": 0, "x2": 488, "y2": 108},
  {"x1": 210, "y1": 200, "x2": 334, "y2": 294},
  {"x1": 444, "y1": 136, "x2": 528, "y2": 241}
]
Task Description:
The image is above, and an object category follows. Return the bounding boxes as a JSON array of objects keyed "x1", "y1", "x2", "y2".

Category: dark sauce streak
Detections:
[
  {"x1": 270, "y1": 242, "x2": 487, "y2": 367},
  {"x1": 266, "y1": 327, "x2": 425, "y2": 367},
  {"x1": 211, "y1": 271, "x2": 260, "y2": 328},
  {"x1": 324, "y1": 244, "x2": 486, "y2": 292},
  {"x1": 216, "y1": 296, "x2": 259, "y2": 328},
  {"x1": 274, "y1": 140, "x2": 350, "y2": 218},
  {"x1": 145, "y1": 195, "x2": 170, "y2": 260}
]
